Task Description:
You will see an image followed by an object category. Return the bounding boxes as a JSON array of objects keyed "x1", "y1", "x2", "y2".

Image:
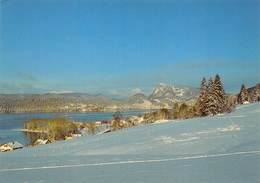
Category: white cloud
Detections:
[
  {"x1": 109, "y1": 89, "x2": 121, "y2": 97},
  {"x1": 131, "y1": 88, "x2": 142, "y2": 94},
  {"x1": 108, "y1": 88, "x2": 145, "y2": 99}
]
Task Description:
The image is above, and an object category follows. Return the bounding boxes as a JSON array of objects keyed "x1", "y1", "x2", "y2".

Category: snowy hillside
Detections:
[{"x1": 1, "y1": 102, "x2": 259, "y2": 183}]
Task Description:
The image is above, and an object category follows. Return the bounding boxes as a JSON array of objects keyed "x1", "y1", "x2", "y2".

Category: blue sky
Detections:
[{"x1": 0, "y1": 0, "x2": 259, "y2": 98}]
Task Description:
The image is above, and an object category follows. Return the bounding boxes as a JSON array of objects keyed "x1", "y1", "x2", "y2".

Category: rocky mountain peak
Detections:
[
  {"x1": 149, "y1": 83, "x2": 200, "y2": 106},
  {"x1": 151, "y1": 83, "x2": 174, "y2": 98}
]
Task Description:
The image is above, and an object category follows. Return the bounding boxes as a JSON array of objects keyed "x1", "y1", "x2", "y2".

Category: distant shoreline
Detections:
[
  {"x1": 0, "y1": 108, "x2": 160, "y2": 115},
  {"x1": 13, "y1": 129, "x2": 47, "y2": 133}
]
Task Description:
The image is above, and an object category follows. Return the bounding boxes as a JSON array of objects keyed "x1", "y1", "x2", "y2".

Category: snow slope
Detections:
[{"x1": 1, "y1": 103, "x2": 259, "y2": 183}]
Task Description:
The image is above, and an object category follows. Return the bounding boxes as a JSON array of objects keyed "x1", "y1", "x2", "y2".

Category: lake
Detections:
[{"x1": 0, "y1": 110, "x2": 156, "y2": 146}]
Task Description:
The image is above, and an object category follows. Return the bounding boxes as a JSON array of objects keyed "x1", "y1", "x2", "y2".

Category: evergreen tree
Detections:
[
  {"x1": 211, "y1": 74, "x2": 226, "y2": 114},
  {"x1": 207, "y1": 77, "x2": 216, "y2": 115},
  {"x1": 196, "y1": 74, "x2": 229, "y2": 116},
  {"x1": 252, "y1": 84, "x2": 260, "y2": 102},
  {"x1": 208, "y1": 77, "x2": 214, "y2": 91},
  {"x1": 200, "y1": 77, "x2": 207, "y2": 94},
  {"x1": 237, "y1": 84, "x2": 250, "y2": 104},
  {"x1": 197, "y1": 77, "x2": 209, "y2": 116}
]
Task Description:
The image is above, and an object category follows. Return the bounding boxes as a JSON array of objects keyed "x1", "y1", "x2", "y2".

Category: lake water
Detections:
[{"x1": 0, "y1": 110, "x2": 155, "y2": 146}]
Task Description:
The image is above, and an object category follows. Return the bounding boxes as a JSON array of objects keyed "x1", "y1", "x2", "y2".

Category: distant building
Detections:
[
  {"x1": 66, "y1": 136, "x2": 73, "y2": 140},
  {"x1": 0, "y1": 141, "x2": 23, "y2": 152},
  {"x1": 66, "y1": 133, "x2": 83, "y2": 140},
  {"x1": 35, "y1": 139, "x2": 51, "y2": 145},
  {"x1": 95, "y1": 121, "x2": 102, "y2": 125},
  {"x1": 72, "y1": 133, "x2": 83, "y2": 138}
]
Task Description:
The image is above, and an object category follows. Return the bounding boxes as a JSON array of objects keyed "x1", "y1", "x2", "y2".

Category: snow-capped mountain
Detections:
[
  {"x1": 148, "y1": 83, "x2": 200, "y2": 107},
  {"x1": 121, "y1": 83, "x2": 200, "y2": 109}
]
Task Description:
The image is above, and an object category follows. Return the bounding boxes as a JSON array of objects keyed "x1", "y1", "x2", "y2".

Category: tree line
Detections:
[
  {"x1": 106, "y1": 74, "x2": 238, "y2": 132},
  {"x1": 24, "y1": 116, "x2": 78, "y2": 141},
  {"x1": 154, "y1": 75, "x2": 259, "y2": 121},
  {"x1": 237, "y1": 83, "x2": 259, "y2": 104},
  {"x1": 147, "y1": 74, "x2": 236, "y2": 121}
]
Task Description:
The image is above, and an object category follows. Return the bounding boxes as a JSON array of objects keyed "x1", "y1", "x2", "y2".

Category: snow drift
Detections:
[{"x1": 0, "y1": 103, "x2": 259, "y2": 183}]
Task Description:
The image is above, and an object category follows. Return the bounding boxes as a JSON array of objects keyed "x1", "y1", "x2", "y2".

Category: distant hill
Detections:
[
  {"x1": 3, "y1": 82, "x2": 259, "y2": 113},
  {"x1": 0, "y1": 92, "x2": 118, "y2": 113},
  {"x1": 0, "y1": 84, "x2": 200, "y2": 113},
  {"x1": 123, "y1": 93, "x2": 153, "y2": 109}
]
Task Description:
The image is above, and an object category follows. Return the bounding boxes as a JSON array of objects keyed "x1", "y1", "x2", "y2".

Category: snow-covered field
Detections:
[{"x1": 1, "y1": 102, "x2": 259, "y2": 183}]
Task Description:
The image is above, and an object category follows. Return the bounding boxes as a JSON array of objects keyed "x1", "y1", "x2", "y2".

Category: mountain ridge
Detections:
[
  {"x1": 0, "y1": 83, "x2": 215, "y2": 113},
  {"x1": 0, "y1": 83, "x2": 259, "y2": 113},
  {"x1": 148, "y1": 83, "x2": 200, "y2": 107}
]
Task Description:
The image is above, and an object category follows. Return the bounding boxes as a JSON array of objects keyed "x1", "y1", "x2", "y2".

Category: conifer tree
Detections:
[
  {"x1": 197, "y1": 77, "x2": 209, "y2": 116},
  {"x1": 195, "y1": 75, "x2": 231, "y2": 116},
  {"x1": 252, "y1": 84, "x2": 260, "y2": 102},
  {"x1": 237, "y1": 84, "x2": 250, "y2": 104},
  {"x1": 208, "y1": 77, "x2": 214, "y2": 91},
  {"x1": 200, "y1": 77, "x2": 207, "y2": 95},
  {"x1": 211, "y1": 74, "x2": 226, "y2": 114},
  {"x1": 207, "y1": 77, "x2": 215, "y2": 115}
]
